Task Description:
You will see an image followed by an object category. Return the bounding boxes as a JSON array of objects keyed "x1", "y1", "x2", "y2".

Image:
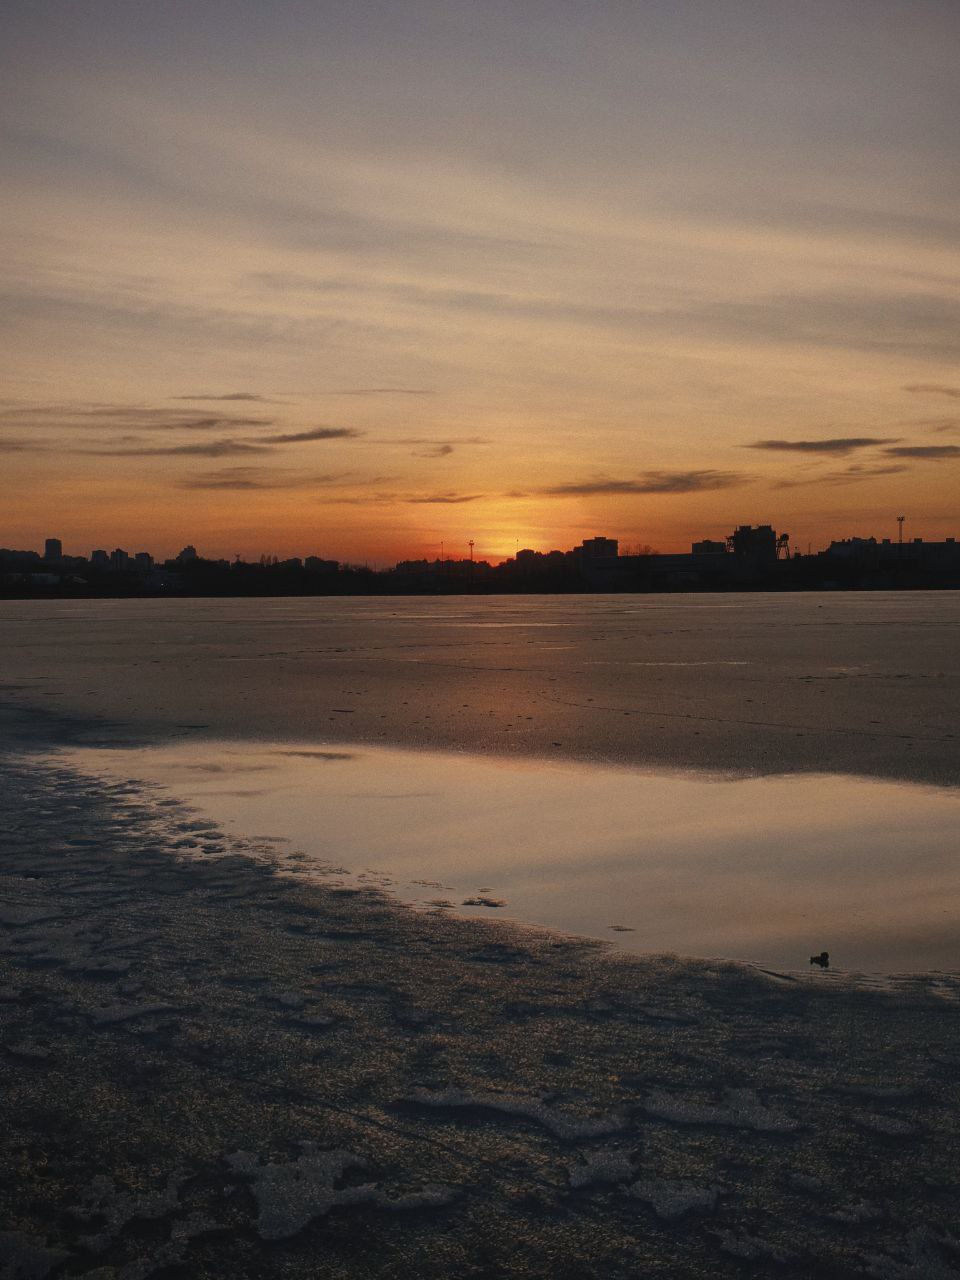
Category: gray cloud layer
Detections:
[
  {"x1": 0, "y1": 399, "x2": 363, "y2": 457},
  {"x1": 747, "y1": 437, "x2": 896, "y2": 455},
  {"x1": 172, "y1": 392, "x2": 279, "y2": 403},
  {"x1": 541, "y1": 471, "x2": 746, "y2": 496},
  {"x1": 180, "y1": 467, "x2": 345, "y2": 490},
  {"x1": 884, "y1": 444, "x2": 960, "y2": 460},
  {"x1": 321, "y1": 388, "x2": 436, "y2": 397},
  {"x1": 261, "y1": 427, "x2": 361, "y2": 443},
  {"x1": 405, "y1": 492, "x2": 485, "y2": 504},
  {"x1": 775, "y1": 462, "x2": 910, "y2": 489},
  {"x1": 1, "y1": 404, "x2": 275, "y2": 432},
  {"x1": 88, "y1": 439, "x2": 273, "y2": 458}
]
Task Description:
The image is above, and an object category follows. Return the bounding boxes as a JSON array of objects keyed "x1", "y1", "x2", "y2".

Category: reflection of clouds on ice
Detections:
[
  {"x1": 2, "y1": 752, "x2": 960, "y2": 1278},
  {"x1": 59, "y1": 737, "x2": 960, "y2": 973}
]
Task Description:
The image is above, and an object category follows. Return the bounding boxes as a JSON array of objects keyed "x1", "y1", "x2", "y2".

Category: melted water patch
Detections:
[{"x1": 59, "y1": 741, "x2": 960, "y2": 973}]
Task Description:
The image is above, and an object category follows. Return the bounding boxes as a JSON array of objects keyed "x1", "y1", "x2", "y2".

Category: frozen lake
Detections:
[
  {"x1": 3, "y1": 591, "x2": 959, "y2": 784},
  {"x1": 4, "y1": 592, "x2": 959, "y2": 971}
]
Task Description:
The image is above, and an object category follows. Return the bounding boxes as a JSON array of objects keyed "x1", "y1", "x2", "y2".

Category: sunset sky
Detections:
[{"x1": 2, "y1": 0, "x2": 958, "y2": 564}]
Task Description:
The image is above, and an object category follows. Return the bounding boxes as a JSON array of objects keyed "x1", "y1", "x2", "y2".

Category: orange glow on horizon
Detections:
[{"x1": 2, "y1": 5, "x2": 958, "y2": 556}]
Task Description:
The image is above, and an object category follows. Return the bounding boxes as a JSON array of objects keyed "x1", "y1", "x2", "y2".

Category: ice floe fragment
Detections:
[
  {"x1": 631, "y1": 1178, "x2": 720, "y2": 1219},
  {"x1": 225, "y1": 1145, "x2": 455, "y2": 1240},
  {"x1": 568, "y1": 1150, "x2": 637, "y2": 1189}
]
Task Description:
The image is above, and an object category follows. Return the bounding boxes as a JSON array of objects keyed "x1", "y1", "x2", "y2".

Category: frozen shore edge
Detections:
[{"x1": 1, "y1": 747, "x2": 959, "y2": 1279}]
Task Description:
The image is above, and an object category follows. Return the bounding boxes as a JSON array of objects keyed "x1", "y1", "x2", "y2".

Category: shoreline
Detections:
[
  {"x1": 2, "y1": 745, "x2": 959, "y2": 1277},
  {"x1": 47, "y1": 734, "x2": 960, "y2": 976}
]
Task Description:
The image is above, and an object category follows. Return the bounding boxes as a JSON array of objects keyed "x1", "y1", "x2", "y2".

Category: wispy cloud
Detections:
[
  {"x1": 746, "y1": 437, "x2": 896, "y2": 455},
  {"x1": 903, "y1": 383, "x2": 960, "y2": 400},
  {"x1": 252, "y1": 271, "x2": 960, "y2": 362},
  {"x1": 899, "y1": 417, "x2": 960, "y2": 433},
  {"x1": 171, "y1": 392, "x2": 279, "y2": 403},
  {"x1": 86, "y1": 438, "x2": 273, "y2": 458},
  {"x1": 541, "y1": 471, "x2": 746, "y2": 496},
  {"x1": 3, "y1": 411, "x2": 363, "y2": 460},
  {"x1": 0, "y1": 437, "x2": 43, "y2": 452},
  {"x1": 387, "y1": 435, "x2": 488, "y2": 445},
  {"x1": 372, "y1": 435, "x2": 488, "y2": 458},
  {"x1": 179, "y1": 467, "x2": 345, "y2": 490},
  {"x1": 0, "y1": 402, "x2": 363, "y2": 454},
  {"x1": 415, "y1": 443, "x2": 454, "y2": 458},
  {"x1": 135, "y1": 415, "x2": 274, "y2": 431},
  {"x1": 87, "y1": 408, "x2": 268, "y2": 423},
  {"x1": 0, "y1": 404, "x2": 275, "y2": 431},
  {"x1": 775, "y1": 463, "x2": 910, "y2": 489},
  {"x1": 405, "y1": 492, "x2": 486, "y2": 504},
  {"x1": 322, "y1": 388, "x2": 436, "y2": 397},
  {"x1": 261, "y1": 426, "x2": 361, "y2": 444},
  {"x1": 884, "y1": 444, "x2": 960, "y2": 459},
  {"x1": 844, "y1": 463, "x2": 911, "y2": 476}
]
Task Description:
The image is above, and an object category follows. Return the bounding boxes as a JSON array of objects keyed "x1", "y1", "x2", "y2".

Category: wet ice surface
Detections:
[
  {"x1": 2, "y1": 753, "x2": 960, "y2": 1280},
  {"x1": 61, "y1": 740, "x2": 960, "y2": 973},
  {"x1": 3, "y1": 591, "x2": 959, "y2": 787},
  {"x1": 4, "y1": 595, "x2": 960, "y2": 1276}
]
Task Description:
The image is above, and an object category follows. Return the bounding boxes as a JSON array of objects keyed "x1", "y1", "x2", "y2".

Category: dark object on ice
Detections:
[{"x1": 810, "y1": 951, "x2": 830, "y2": 969}]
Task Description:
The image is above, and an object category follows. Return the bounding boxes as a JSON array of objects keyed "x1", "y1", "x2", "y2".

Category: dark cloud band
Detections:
[
  {"x1": 884, "y1": 445, "x2": 960, "y2": 460},
  {"x1": 747, "y1": 437, "x2": 895, "y2": 455},
  {"x1": 541, "y1": 471, "x2": 746, "y2": 496}
]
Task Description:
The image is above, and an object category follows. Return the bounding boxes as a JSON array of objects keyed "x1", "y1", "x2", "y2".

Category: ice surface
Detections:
[
  {"x1": 55, "y1": 737, "x2": 960, "y2": 973},
  {"x1": 2, "y1": 651, "x2": 960, "y2": 1278},
  {"x1": 404, "y1": 1087, "x2": 626, "y2": 1140},
  {"x1": 630, "y1": 1178, "x2": 720, "y2": 1220},
  {"x1": 642, "y1": 1087, "x2": 800, "y2": 1132},
  {"x1": 226, "y1": 1147, "x2": 455, "y2": 1239}
]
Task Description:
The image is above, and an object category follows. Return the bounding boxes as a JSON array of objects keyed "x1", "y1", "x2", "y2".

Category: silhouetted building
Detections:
[
  {"x1": 5, "y1": 520, "x2": 960, "y2": 598},
  {"x1": 578, "y1": 536, "x2": 619, "y2": 559},
  {"x1": 728, "y1": 525, "x2": 777, "y2": 561},
  {"x1": 0, "y1": 548, "x2": 41, "y2": 567},
  {"x1": 823, "y1": 535, "x2": 960, "y2": 579},
  {"x1": 825, "y1": 537, "x2": 878, "y2": 560}
]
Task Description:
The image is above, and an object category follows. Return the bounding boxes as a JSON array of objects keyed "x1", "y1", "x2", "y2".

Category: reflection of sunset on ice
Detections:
[{"x1": 62, "y1": 736, "x2": 960, "y2": 974}]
